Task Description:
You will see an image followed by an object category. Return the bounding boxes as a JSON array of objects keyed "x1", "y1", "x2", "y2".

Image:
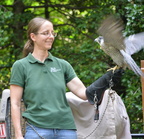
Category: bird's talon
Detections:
[{"x1": 107, "y1": 65, "x2": 119, "y2": 73}]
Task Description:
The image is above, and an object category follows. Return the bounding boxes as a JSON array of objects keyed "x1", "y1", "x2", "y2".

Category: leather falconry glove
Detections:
[{"x1": 86, "y1": 68, "x2": 124, "y2": 105}]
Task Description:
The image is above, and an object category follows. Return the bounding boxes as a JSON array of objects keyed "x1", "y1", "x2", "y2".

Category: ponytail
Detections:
[{"x1": 23, "y1": 39, "x2": 34, "y2": 57}]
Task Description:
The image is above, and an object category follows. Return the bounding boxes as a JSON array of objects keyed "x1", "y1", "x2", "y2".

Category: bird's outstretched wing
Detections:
[
  {"x1": 97, "y1": 15, "x2": 125, "y2": 50},
  {"x1": 96, "y1": 15, "x2": 144, "y2": 76},
  {"x1": 124, "y1": 32, "x2": 144, "y2": 55}
]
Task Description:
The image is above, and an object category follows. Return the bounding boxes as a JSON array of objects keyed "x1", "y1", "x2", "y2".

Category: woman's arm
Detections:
[
  {"x1": 10, "y1": 85, "x2": 24, "y2": 139},
  {"x1": 67, "y1": 69, "x2": 123, "y2": 103},
  {"x1": 67, "y1": 77, "x2": 87, "y2": 100}
]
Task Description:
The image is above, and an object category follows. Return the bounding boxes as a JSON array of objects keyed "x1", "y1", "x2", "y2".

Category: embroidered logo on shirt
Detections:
[{"x1": 50, "y1": 67, "x2": 61, "y2": 72}]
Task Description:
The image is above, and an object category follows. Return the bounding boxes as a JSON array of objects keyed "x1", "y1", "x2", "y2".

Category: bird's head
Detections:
[{"x1": 94, "y1": 36, "x2": 104, "y2": 46}]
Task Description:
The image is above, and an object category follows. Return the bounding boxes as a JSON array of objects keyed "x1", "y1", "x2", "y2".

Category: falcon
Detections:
[{"x1": 95, "y1": 15, "x2": 144, "y2": 76}]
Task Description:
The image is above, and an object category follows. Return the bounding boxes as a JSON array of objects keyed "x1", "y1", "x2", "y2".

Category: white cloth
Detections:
[{"x1": 66, "y1": 89, "x2": 131, "y2": 139}]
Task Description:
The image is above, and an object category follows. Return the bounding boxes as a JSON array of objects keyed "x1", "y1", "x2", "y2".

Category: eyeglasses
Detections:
[{"x1": 36, "y1": 31, "x2": 57, "y2": 37}]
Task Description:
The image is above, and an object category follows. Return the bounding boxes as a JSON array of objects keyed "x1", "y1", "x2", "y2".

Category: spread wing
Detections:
[
  {"x1": 97, "y1": 15, "x2": 125, "y2": 51},
  {"x1": 124, "y1": 32, "x2": 144, "y2": 55}
]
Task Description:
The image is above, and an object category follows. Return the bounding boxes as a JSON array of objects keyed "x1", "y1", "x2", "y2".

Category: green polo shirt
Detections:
[{"x1": 10, "y1": 52, "x2": 77, "y2": 129}]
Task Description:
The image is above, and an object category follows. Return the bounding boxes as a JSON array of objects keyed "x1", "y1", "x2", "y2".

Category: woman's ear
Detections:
[{"x1": 30, "y1": 33, "x2": 36, "y2": 41}]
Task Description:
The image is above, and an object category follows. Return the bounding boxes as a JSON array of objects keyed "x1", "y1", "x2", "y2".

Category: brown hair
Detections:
[{"x1": 23, "y1": 17, "x2": 52, "y2": 57}]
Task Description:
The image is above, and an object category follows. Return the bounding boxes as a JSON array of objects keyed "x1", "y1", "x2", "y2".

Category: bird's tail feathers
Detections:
[{"x1": 120, "y1": 50, "x2": 144, "y2": 77}]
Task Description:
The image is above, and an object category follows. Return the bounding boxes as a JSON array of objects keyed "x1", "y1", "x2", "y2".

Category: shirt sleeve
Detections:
[
  {"x1": 63, "y1": 60, "x2": 77, "y2": 83},
  {"x1": 10, "y1": 60, "x2": 25, "y2": 87}
]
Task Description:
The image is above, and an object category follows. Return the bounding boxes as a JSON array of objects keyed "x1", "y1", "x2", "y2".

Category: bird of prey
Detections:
[{"x1": 95, "y1": 15, "x2": 144, "y2": 76}]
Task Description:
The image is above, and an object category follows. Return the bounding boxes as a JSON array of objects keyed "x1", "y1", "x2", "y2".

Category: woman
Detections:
[{"x1": 10, "y1": 17, "x2": 123, "y2": 139}]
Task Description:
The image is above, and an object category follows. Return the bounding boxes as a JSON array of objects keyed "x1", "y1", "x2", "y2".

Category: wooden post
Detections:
[{"x1": 141, "y1": 60, "x2": 144, "y2": 130}]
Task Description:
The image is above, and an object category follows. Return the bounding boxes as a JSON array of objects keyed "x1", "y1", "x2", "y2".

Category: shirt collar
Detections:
[{"x1": 27, "y1": 52, "x2": 53, "y2": 64}]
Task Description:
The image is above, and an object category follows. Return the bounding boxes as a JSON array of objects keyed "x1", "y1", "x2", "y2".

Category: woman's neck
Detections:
[{"x1": 32, "y1": 50, "x2": 48, "y2": 63}]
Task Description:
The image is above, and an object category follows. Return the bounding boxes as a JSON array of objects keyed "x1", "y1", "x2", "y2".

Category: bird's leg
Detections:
[
  {"x1": 107, "y1": 65, "x2": 119, "y2": 73},
  {"x1": 107, "y1": 65, "x2": 120, "y2": 88}
]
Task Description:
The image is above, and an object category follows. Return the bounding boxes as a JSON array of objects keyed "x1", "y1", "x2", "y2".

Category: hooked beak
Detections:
[
  {"x1": 94, "y1": 37, "x2": 102, "y2": 49},
  {"x1": 94, "y1": 38, "x2": 99, "y2": 42}
]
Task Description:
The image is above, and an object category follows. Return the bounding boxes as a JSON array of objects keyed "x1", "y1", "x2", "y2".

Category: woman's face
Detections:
[{"x1": 31, "y1": 21, "x2": 55, "y2": 51}]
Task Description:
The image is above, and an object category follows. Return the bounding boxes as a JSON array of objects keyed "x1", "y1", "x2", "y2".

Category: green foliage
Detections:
[
  {"x1": 125, "y1": 4, "x2": 144, "y2": 35},
  {"x1": 123, "y1": 87, "x2": 143, "y2": 133},
  {"x1": 0, "y1": 0, "x2": 144, "y2": 133},
  {"x1": 0, "y1": 7, "x2": 13, "y2": 46}
]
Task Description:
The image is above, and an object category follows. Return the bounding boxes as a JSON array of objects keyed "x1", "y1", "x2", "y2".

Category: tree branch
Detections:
[
  {"x1": 0, "y1": 66, "x2": 11, "y2": 69},
  {"x1": 0, "y1": 43, "x2": 11, "y2": 50},
  {"x1": 1, "y1": 4, "x2": 98, "y2": 10}
]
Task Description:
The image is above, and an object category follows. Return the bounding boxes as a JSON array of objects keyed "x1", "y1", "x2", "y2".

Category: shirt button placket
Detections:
[{"x1": 43, "y1": 64, "x2": 47, "y2": 73}]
